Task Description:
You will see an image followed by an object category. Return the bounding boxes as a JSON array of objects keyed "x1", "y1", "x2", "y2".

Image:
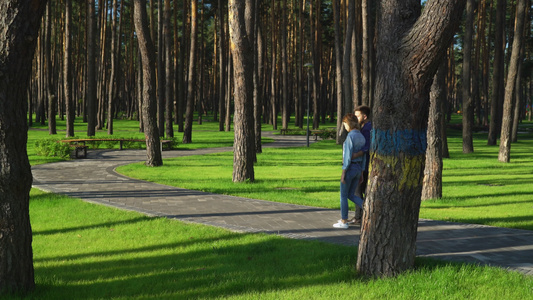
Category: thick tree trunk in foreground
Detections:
[
  {"x1": 0, "y1": 0, "x2": 47, "y2": 293},
  {"x1": 229, "y1": 0, "x2": 256, "y2": 182},
  {"x1": 498, "y1": 0, "x2": 528, "y2": 162},
  {"x1": 356, "y1": 0, "x2": 465, "y2": 277},
  {"x1": 133, "y1": 0, "x2": 162, "y2": 166}
]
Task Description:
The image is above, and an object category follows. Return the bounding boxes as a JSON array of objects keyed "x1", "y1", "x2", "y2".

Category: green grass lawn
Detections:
[
  {"x1": 18, "y1": 116, "x2": 533, "y2": 299},
  {"x1": 17, "y1": 189, "x2": 532, "y2": 299},
  {"x1": 117, "y1": 123, "x2": 533, "y2": 231}
]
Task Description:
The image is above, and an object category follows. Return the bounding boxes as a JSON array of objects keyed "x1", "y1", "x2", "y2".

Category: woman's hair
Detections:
[{"x1": 342, "y1": 113, "x2": 360, "y2": 131}]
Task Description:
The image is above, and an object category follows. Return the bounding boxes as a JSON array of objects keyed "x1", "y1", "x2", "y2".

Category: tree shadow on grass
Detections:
[{"x1": 31, "y1": 232, "x2": 359, "y2": 299}]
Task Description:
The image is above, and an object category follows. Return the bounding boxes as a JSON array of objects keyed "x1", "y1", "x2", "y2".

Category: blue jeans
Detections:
[{"x1": 340, "y1": 165, "x2": 364, "y2": 220}]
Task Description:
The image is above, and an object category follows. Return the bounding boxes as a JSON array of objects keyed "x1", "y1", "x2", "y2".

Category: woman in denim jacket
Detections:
[{"x1": 333, "y1": 113, "x2": 366, "y2": 229}]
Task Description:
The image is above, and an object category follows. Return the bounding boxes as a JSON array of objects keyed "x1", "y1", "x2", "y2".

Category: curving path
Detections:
[{"x1": 31, "y1": 132, "x2": 533, "y2": 276}]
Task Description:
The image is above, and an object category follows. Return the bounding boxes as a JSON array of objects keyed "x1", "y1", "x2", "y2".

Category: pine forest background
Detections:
[{"x1": 31, "y1": 0, "x2": 532, "y2": 142}]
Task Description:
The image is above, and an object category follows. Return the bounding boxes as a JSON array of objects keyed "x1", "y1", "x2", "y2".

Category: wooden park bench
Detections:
[{"x1": 59, "y1": 138, "x2": 173, "y2": 159}]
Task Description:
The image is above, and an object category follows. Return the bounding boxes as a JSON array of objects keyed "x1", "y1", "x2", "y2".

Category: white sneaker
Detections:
[{"x1": 333, "y1": 221, "x2": 349, "y2": 229}]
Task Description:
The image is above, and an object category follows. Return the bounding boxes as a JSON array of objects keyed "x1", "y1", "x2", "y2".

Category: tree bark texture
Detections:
[
  {"x1": 0, "y1": 0, "x2": 47, "y2": 293},
  {"x1": 333, "y1": 0, "x2": 343, "y2": 144},
  {"x1": 356, "y1": 0, "x2": 465, "y2": 277},
  {"x1": 229, "y1": 0, "x2": 256, "y2": 183},
  {"x1": 422, "y1": 63, "x2": 446, "y2": 201},
  {"x1": 64, "y1": 0, "x2": 74, "y2": 137},
  {"x1": 183, "y1": 0, "x2": 197, "y2": 144},
  {"x1": 488, "y1": 0, "x2": 506, "y2": 145},
  {"x1": 462, "y1": 0, "x2": 474, "y2": 153},
  {"x1": 87, "y1": 0, "x2": 97, "y2": 136},
  {"x1": 107, "y1": 0, "x2": 119, "y2": 135},
  {"x1": 217, "y1": 0, "x2": 227, "y2": 132},
  {"x1": 133, "y1": 0, "x2": 162, "y2": 166},
  {"x1": 498, "y1": 0, "x2": 528, "y2": 162},
  {"x1": 164, "y1": 0, "x2": 174, "y2": 138}
]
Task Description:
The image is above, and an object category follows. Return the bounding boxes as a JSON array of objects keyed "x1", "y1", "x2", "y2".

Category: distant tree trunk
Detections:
[
  {"x1": 254, "y1": 0, "x2": 263, "y2": 154},
  {"x1": 472, "y1": 0, "x2": 484, "y2": 127},
  {"x1": 87, "y1": 0, "x2": 97, "y2": 136},
  {"x1": 107, "y1": 0, "x2": 119, "y2": 135},
  {"x1": 64, "y1": 0, "x2": 74, "y2": 137},
  {"x1": 164, "y1": 0, "x2": 174, "y2": 138},
  {"x1": 356, "y1": 0, "x2": 465, "y2": 277},
  {"x1": 342, "y1": 0, "x2": 355, "y2": 113},
  {"x1": 462, "y1": 0, "x2": 474, "y2": 153},
  {"x1": 270, "y1": 0, "x2": 278, "y2": 130},
  {"x1": 229, "y1": 0, "x2": 255, "y2": 183},
  {"x1": 45, "y1": 3, "x2": 57, "y2": 135},
  {"x1": 296, "y1": 0, "x2": 304, "y2": 128},
  {"x1": 333, "y1": 0, "x2": 343, "y2": 144},
  {"x1": 488, "y1": 0, "x2": 506, "y2": 145},
  {"x1": 137, "y1": 49, "x2": 144, "y2": 133},
  {"x1": 225, "y1": 50, "x2": 233, "y2": 132},
  {"x1": 352, "y1": 0, "x2": 363, "y2": 107},
  {"x1": 183, "y1": 0, "x2": 197, "y2": 144},
  {"x1": 217, "y1": 0, "x2": 226, "y2": 131},
  {"x1": 281, "y1": 0, "x2": 289, "y2": 130},
  {"x1": 157, "y1": 0, "x2": 165, "y2": 136},
  {"x1": 133, "y1": 0, "x2": 162, "y2": 166},
  {"x1": 0, "y1": 0, "x2": 47, "y2": 293},
  {"x1": 361, "y1": 0, "x2": 371, "y2": 106},
  {"x1": 422, "y1": 62, "x2": 446, "y2": 201},
  {"x1": 511, "y1": 48, "x2": 524, "y2": 143},
  {"x1": 498, "y1": 0, "x2": 528, "y2": 162}
]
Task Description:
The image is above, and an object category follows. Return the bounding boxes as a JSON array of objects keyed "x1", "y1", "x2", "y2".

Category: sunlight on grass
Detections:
[
  {"x1": 25, "y1": 189, "x2": 532, "y2": 299},
  {"x1": 117, "y1": 123, "x2": 533, "y2": 230}
]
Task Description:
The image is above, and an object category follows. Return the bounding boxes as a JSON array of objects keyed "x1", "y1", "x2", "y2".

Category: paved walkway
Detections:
[{"x1": 31, "y1": 132, "x2": 533, "y2": 276}]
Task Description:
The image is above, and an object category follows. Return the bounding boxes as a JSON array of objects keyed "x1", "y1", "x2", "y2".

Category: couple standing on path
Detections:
[{"x1": 333, "y1": 106, "x2": 372, "y2": 229}]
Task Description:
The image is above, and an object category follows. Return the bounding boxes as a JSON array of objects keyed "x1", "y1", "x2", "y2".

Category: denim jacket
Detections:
[{"x1": 342, "y1": 129, "x2": 366, "y2": 171}]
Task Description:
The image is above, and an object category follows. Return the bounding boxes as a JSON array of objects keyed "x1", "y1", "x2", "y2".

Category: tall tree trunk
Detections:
[
  {"x1": 183, "y1": 0, "x2": 198, "y2": 144},
  {"x1": 64, "y1": 0, "x2": 74, "y2": 137},
  {"x1": 254, "y1": 0, "x2": 263, "y2": 154},
  {"x1": 164, "y1": 0, "x2": 174, "y2": 138},
  {"x1": 312, "y1": 0, "x2": 320, "y2": 129},
  {"x1": 157, "y1": 0, "x2": 165, "y2": 136},
  {"x1": 45, "y1": 3, "x2": 57, "y2": 135},
  {"x1": 229, "y1": 0, "x2": 255, "y2": 183},
  {"x1": 225, "y1": 49, "x2": 233, "y2": 132},
  {"x1": 217, "y1": 0, "x2": 226, "y2": 131},
  {"x1": 498, "y1": 0, "x2": 528, "y2": 162},
  {"x1": 333, "y1": 0, "x2": 344, "y2": 144},
  {"x1": 270, "y1": 0, "x2": 278, "y2": 130},
  {"x1": 87, "y1": 0, "x2": 97, "y2": 136},
  {"x1": 281, "y1": 0, "x2": 289, "y2": 130},
  {"x1": 342, "y1": 0, "x2": 355, "y2": 113},
  {"x1": 361, "y1": 0, "x2": 371, "y2": 106},
  {"x1": 133, "y1": 0, "x2": 162, "y2": 166},
  {"x1": 0, "y1": 0, "x2": 47, "y2": 293},
  {"x1": 422, "y1": 62, "x2": 446, "y2": 201},
  {"x1": 511, "y1": 46, "x2": 524, "y2": 143},
  {"x1": 488, "y1": 0, "x2": 506, "y2": 145},
  {"x1": 107, "y1": 0, "x2": 119, "y2": 135},
  {"x1": 296, "y1": 0, "x2": 304, "y2": 128},
  {"x1": 462, "y1": 0, "x2": 475, "y2": 153},
  {"x1": 356, "y1": 0, "x2": 465, "y2": 277}
]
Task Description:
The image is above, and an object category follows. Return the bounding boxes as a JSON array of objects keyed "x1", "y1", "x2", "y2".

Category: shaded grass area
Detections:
[
  {"x1": 15, "y1": 189, "x2": 532, "y2": 299},
  {"x1": 118, "y1": 123, "x2": 533, "y2": 231}
]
